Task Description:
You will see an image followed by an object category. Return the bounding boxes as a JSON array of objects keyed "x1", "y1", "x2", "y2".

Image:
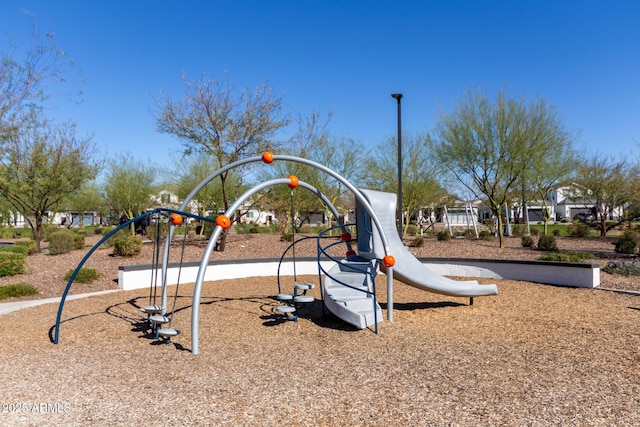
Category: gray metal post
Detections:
[
  {"x1": 387, "y1": 266, "x2": 394, "y2": 322},
  {"x1": 391, "y1": 93, "x2": 403, "y2": 236}
]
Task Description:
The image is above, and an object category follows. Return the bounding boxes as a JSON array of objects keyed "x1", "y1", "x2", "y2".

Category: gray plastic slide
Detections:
[{"x1": 356, "y1": 189, "x2": 498, "y2": 297}]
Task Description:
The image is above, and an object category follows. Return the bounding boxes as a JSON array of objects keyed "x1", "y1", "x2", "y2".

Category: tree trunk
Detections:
[
  {"x1": 496, "y1": 213, "x2": 505, "y2": 248},
  {"x1": 33, "y1": 215, "x2": 43, "y2": 253}
]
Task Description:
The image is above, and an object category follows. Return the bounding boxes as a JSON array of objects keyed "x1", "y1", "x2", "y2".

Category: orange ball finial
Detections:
[
  {"x1": 288, "y1": 175, "x2": 299, "y2": 189},
  {"x1": 169, "y1": 213, "x2": 183, "y2": 226},
  {"x1": 262, "y1": 152, "x2": 274, "y2": 164},
  {"x1": 383, "y1": 255, "x2": 395, "y2": 268},
  {"x1": 215, "y1": 215, "x2": 231, "y2": 229}
]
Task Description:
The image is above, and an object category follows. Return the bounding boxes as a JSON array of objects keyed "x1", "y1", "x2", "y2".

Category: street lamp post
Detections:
[{"x1": 391, "y1": 93, "x2": 403, "y2": 236}]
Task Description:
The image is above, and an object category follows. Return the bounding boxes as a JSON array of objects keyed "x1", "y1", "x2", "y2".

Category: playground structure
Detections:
[{"x1": 54, "y1": 153, "x2": 498, "y2": 354}]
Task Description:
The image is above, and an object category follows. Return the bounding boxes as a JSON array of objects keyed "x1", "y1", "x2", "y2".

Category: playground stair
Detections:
[
  {"x1": 323, "y1": 258, "x2": 382, "y2": 330},
  {"x1": 276, "y1": 282, "x2": 315, "y2": 321}
]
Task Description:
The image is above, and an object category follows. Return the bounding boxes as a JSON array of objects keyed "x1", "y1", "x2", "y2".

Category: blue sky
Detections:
[{"x1": 2, "y1": 1, "x2": 639, "y2": 168}]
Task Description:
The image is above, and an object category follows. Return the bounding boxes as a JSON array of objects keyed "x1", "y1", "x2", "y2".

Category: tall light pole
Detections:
[{"x1": 391, "y1": 93, "x2": 403, "y2": 235}]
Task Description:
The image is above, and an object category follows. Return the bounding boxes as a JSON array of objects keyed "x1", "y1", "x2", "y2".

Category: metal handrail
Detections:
[{"x1": 317, "y1": 225, "x2": 380, "y2": 333}]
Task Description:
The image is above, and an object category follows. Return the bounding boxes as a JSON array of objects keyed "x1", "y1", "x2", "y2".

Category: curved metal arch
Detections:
[
  {"x1": 190, "y1": 177, "x2": 356, "y2": 354},
  {"x1": 176, "y1": 155, "x2": 390, "y2": 255},
  {"x1": 160, "y1": 154, "x2": 393, "y2": 313}
]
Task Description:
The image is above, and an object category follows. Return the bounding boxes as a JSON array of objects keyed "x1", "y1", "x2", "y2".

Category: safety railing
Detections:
[{"x1": 317, "y1": 225, "x2": 380, "y2": 333}]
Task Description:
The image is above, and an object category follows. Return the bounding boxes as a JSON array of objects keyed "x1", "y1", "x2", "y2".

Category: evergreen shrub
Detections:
[
  {"x1": 113, "y1": 235, "x2": 143, "y2": 256},
  {"x1": 0, "y1": 252, "x2": 26, "y2": 276},
  {"x1": 537, "y1": 234, "x2": 558, "y2": 251},
  {"x1": 48, "y1": 231, "x2": 75, "y2": 255}
]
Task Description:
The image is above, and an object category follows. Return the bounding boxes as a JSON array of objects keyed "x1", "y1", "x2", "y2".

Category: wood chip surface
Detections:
[{"x1": 0, "y1": 232, "x2": 639, "y2": 425}]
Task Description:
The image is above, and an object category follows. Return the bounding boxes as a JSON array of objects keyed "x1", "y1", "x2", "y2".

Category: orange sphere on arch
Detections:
[
  {"x1": 288, "y1": 175, "x2": 299, "y2": 189},
  {"x1": 216, "y1": 215, "x2": 231, "y2": 229},
  {"x1": 262, "y1": 152, "x2": 274, "y2": 164},
  {"x1": 383, "y1": 255, "x2": 395, "y2": 268},
  {"x1": 169, "y1": 213, "x2": 183, "y2": 226}
]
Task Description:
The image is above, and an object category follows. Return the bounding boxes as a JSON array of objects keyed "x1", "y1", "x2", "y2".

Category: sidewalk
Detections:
[{"x1": 0, "y1": 290, "x2": 120, "y2": 316}]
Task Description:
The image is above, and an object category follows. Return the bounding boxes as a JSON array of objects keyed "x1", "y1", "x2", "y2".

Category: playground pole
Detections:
[{"x1": 391, "y1": 93, "x2": 403, "y2": 236}]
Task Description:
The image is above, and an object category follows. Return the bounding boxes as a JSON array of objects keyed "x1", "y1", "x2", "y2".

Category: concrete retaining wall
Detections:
[{"x1": 119, "y1": 257, "x2": 599, "y2": 290}]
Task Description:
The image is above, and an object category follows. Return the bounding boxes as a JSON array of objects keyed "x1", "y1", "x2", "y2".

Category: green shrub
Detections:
[
  {"x1": 64, "y1": 268, "x2": 100, "y2": 284},
  {"x1": 94, "y1": 227, "x2": 105, "y2": 235},
  {"x1": 73, "y1": 233, "x2": 85, "y2": 250},
  {"x1": 0, "y1": 244, "x2": 29, "y2": 256},
  {"x1": 537, "y1": 234, "x2": 558, "y2": 251},
  {"x1": 14, "y1": 240, "x2": 37, "y2": 255},
  {"x1": 603, "y1": 261, "x2": 640, "y2": 276},
  {"x1": 512, "y1": 224, "x2": 527, "y2": 237},
  {"x1": 552, "y1": 229, "x2": 561, "y2": 237},
  {"x1": 538, "y1": 251, "x2": 595, "y2": 262},
  {"x1": 48, "y1": 231, "x2": 75, "y2": 255},
  {"x1": 521, "y1": 235, "x2": 535, "y2": 248},
  {"x1": 280, "y1": 232, "x2": 293, "y2": 242},
  {"x1": 567, "y1": 222, "x2": 591, "y2": 238},
  {"x1": 0, "y1": 227, "x2": 21, "y2": 239},
  {"x1": 113, "y1": 235, "x2": 143, "y2": 257},
  {"x1": 478, "y1": 230, "x2": 494, "y2": 241},
  {"x1": 411, "y1": 236, "x2": 425, "y2": 247},
  {"x1": 0, "y1": 252, "x2": 26, "y2": 276},
  {"x1": 236, "y1": 223, "x2": 259, "y2": 235},
  {"x1": 615, "y1": 237, "x2": 638, "y2": 254},
  {"x1": 530, "y1": 227, "x2": 540, "y2": 237},
  {"x1": 0, "y1": 283, "x2": 37, "y2": 300},
  {"x1": 406, "y1": 224, "x2": 418, "y2": 236},
  {"x1": 436, "y1": 230, "x2": 451, "y2": 241},
  {"x1": 42, "y1": 224, "x2": 61, "y2": 242}
]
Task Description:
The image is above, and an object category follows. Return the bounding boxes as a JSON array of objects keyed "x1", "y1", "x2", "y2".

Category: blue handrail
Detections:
[{"x1": 317, "y1": 224, "x2": 380, "y2": 333}]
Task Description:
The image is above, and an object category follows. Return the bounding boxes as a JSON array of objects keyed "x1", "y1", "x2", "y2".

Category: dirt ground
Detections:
[{"x1": 0, "y1": 231, "x2": 639, "y2": 426}]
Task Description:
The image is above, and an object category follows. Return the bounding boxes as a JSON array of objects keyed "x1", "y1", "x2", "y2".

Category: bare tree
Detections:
[
  {"x1": 1, "y1": 14, "x2": 80, "y2": 141},
  {"x1": 154, "y1": 73, "x2": 290, "y2": 250}
]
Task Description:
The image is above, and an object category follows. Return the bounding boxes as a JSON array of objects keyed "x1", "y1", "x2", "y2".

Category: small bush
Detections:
[
  {"x1": 478, "y1": 230, "x2": 494, "y2": 241},
  {"x1": 0, "y1": 283, "x2": 38, "y2": 300},
  {"x1": 64, "y1": 268, "x2": 100, "y2": 284},
  {"x1": 41, "y1": 224, "x2": 60, "y2": 242},
  {"x1": 538, "y1": 251, "x2": 595, "y2": 262},
  {"x1": 567, "y1": 222, "x2": 591, "y2": 238},
  {"x1": 521, "y1": 235, "x2": 535, "y2": 248},
  {"x1": 113, "y1": 235, "x2": 143, "y2": 257},
  {"x1": 530, "y1": 227, "x2": 540, "y2": 237},
  {"x1": 406, "y1": 224, "x2": 418, "y2": 236},
  {"x1": 73, "y1": 233, "x2": 85, "y2": 250},
  {"x1": 512, "y1": 224, "x2": 527, "y2": 237},
  {"x1": 537, "y1": 234, "x2": 558, "y2": 251},
  {"x1": 603, "y1": 261, "x2": 640, "y2": 276},
  {"x1": 436, "y1": 230, "x2": 451, "y2": 241},
  {"x1": 552, "y1": 229, "x2": 561, "y2": 237},
  {"x1": 615, "y1": 237, "x2": 638, "y2": 254},
  {"x1": 280, "y1": 232, "x2": 293, "y2": 242},
  {"x1": 411, "y1": 236, "x2": 425, "y2": 247},
  {"x1": 0, "y1": 252, "x2": 26, "y2": 276},
  {"x1": 48, "y1": 231, "x2": 75, "y2": 255},
  {"x1": 94, "y1": 227, "x2": 105, "y2": 235},
  {"x1": 14, "y1": 240, "x2": 37, "y2": 255},
  {"x1": 0, "y1": 244, "x2": 29, "y2": 256}
]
